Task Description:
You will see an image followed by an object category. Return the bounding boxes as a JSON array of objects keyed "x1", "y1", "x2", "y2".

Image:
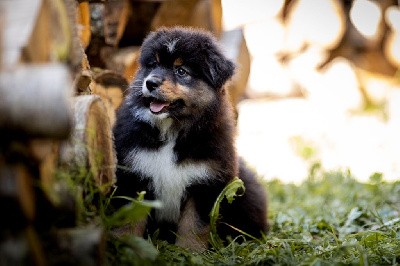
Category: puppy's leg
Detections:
[
  {"x1": 111, "y1": 219, "x2": 147, "y2": 238},
  {"x1": 219, "y1": 159, "x2": 268, "y2": 240},
  {"x1": 176, "y1": 198, "x2": 210, "y2": 251}
]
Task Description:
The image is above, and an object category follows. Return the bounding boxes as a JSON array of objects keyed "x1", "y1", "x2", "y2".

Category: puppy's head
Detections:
[{"x1": 130, "y1": 27, "x2": 235, "y2": 123}]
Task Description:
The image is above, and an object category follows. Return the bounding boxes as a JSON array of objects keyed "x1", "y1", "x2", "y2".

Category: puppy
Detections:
[{"x1": 112, "y1": 27, "x2": 267, "y2": 250}]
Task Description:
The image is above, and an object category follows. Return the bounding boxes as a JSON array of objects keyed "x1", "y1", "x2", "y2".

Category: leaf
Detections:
[
  {"x1": 209, "y1": 177, "x2": 245, "y2": 250},
  {"x1": 105, "y1": 196, "x2": 162, "y2": 229},
  {"x1": 369, "y1": 172, "x2": 383, "y2": 184},
  {"x1": 224, "y1": 179, "x2": 245, "y2": 204},
  {"x1": 121, "y1": 235, "x2": 159, "y2": 261},
  {"x1": 344, "y1": 207, "x2": 363, "y2": 227}
]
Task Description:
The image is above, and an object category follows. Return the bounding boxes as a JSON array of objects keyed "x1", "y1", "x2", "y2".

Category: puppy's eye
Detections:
[{"x1": 175, "y1": 67, "x2": 188, "y2": 77}]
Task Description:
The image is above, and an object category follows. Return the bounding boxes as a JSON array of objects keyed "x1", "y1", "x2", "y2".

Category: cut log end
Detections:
[{"x1": 60, "y1": 95, "x2": 116, "y2": 194}]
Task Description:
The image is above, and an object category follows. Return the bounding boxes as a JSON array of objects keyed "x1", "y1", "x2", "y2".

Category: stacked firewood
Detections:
[
  {"x1": 0, "y1": 0, "x2": 250, "y2": 264},
  {"x1": 0, "y1": 0, "x2": 117, "y2": 264}
]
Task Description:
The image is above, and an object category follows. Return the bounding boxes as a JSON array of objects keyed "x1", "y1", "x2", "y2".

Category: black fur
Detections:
[{"x1": 112, "y1": 27, "x2": 267, "y2": 248}]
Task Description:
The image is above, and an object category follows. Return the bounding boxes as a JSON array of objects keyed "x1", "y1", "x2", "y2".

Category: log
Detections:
[
  {"x1": 114, "y1": 1, "x2": 162, "y2": 47},
  {"x1": 0, "y1": 64, "x2": 72, "y2": 139},
  {"x1": 25, "y1": 226, "x2": 46, "y2": 266},
  {"x1": 1, "y1": 0, "x2": 83, "y2": 69},
  {"x1": 123, "y1": 50, "x2": 140, "y2": 82},
  {"x1": 100, "y1": 46, "x2": 140, "y2": 82},
  {"x1": 103, "y1": 0, "x2": 132, "y2": 47},
  {"x1": 0, "y1": 236, "x2": 28, "y2": 265},
  {"x1": 0, "y1": 162, "x2": 36, "y2": 227},
  {"x1": 0, "y1": 0, "x2": 42, "y2": 67},
  {"x1": 384, "y1": 6, "x2": 400, "y2": 68},
  {"x1": 91, "y1": 70, "x2": 129, "y2": 126},
  {"x1": 0, "y1": 10, "x2": 4, "y2": 70},
  {"x1": 93, "y1": 70, "x2": 129, "y2": 99},
  {"x1": 220, "y1": 29, "x2": 251, "y2": 115},
  {"x1": 73, "y1": 34, "x2": 92, "y2": 93},
  {"x1": 85, "y1": 3, "x2": 107, "y2": 68},
  {"x1": 21, "y1": 0, "x2": 73, "y2": 64},
  {"x1": 211, "y1": 0, "x2": 223, "y2": 36},
  {"x1": 64, "y1": 0, "x2": 85, "y2": 72},
  {"x1": 59, "y1": 95, "x2": 116, "y2": 194},
  {"x1": 0, "y1": 228, "x2": 45, "y2": 266},
  {"x1": 28, "y1": 140, "x2": 60, "y2": 204},
  {"x1": 151, "y1": 0, "x2": 223, "y2": 36},
  {"x1": 74, "y1": 68, "x2": 93, "y2": 93},
  {"x1": 49, "y1": 228, "x2": 105, "y2": 266},
  {"x1": 77, "y1": 1, "x2": 92, "y2": 49}
]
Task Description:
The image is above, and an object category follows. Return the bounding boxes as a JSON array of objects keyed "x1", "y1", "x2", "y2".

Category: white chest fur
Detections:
[{"x1": 125, "y1": 139, "x2": 212, "y2": 223}]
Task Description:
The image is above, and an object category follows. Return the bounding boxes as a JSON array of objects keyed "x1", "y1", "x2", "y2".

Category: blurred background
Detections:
[
  {"x1": 221, "y1": 0, "x2": 400, "y2": 183},
  {"x1": 2, "y1": 0, "x2": 400, "y2": 186}
]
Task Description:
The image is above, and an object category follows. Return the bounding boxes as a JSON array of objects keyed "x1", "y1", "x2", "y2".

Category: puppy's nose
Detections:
[{"x1": 146, "y1": 78, "x2": 162, "y2": 92}]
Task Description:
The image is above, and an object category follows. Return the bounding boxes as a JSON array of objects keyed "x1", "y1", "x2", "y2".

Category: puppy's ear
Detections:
[{"x1": 205, "y1": 51, "x2": 236, "y2": 90}]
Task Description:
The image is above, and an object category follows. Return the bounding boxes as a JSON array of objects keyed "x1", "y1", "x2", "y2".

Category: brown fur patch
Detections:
[
  {"x1": 111, "y1": 219, "x2": 147, "y2": 238},
  {"x1": 173, "y1": 58, "x2": 183, "y2": 67},
  {"x1": 183, "y1": 81, "x2": 216, "y2": 114},
  {"x1": 157, "y1": 79, "x2": 217, "y2": 120},
  {"x1": 176, "y1": 198, "x2": 210, "y2": 251},
  {"x1": 159, "y1": 80, "x2": 185, "y2": 99}
]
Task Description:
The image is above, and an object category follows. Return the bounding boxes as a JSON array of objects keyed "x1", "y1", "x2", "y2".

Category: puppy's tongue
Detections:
[{"x1": 150, "y1": 100, "x2": 169, "y2": 113}]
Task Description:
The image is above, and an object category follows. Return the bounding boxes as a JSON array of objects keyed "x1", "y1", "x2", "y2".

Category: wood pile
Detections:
[
  {"x1": 0, "y1": 0, "x2": 114, "y2": 264},
  {"x1": 0, "y1": 0, "x2": 250, "y2": 264}
]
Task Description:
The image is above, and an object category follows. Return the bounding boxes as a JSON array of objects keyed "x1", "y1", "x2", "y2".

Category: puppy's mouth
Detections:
[{"x1": 144, "y1": 97, "x2": 184, "y2": 114}]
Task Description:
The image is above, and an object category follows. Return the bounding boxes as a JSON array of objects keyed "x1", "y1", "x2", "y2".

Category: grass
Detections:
[{"x1": 60, "y1": 162, "x2": 400, "y2": 265}]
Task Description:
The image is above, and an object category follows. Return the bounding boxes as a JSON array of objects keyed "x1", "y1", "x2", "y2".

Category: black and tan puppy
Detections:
[{"x1": 113, "y1": 27, "x2": 267, "y2": 250}]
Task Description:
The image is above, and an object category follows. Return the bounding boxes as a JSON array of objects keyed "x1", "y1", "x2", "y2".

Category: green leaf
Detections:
[
  {"x1": 105, "y1": 196, "x2": 162, "y2": 229},
  {"x1": 369, "y1": 172, "x2": 383, "y2": 184},
  {"x1": 209, "y1": 177, "x2": 245, "y2": 250},
  {"x1": 344, "y1": 207, "x2": 363, "y2": 227},
  {"x1": 121, "y1": 235, "x2": 159, "y2": 261}
]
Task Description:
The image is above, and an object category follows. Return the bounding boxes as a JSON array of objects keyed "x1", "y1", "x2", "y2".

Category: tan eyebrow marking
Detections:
[{"x1": 173, "y1": 58, "x2": 183, "y2": 67}]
